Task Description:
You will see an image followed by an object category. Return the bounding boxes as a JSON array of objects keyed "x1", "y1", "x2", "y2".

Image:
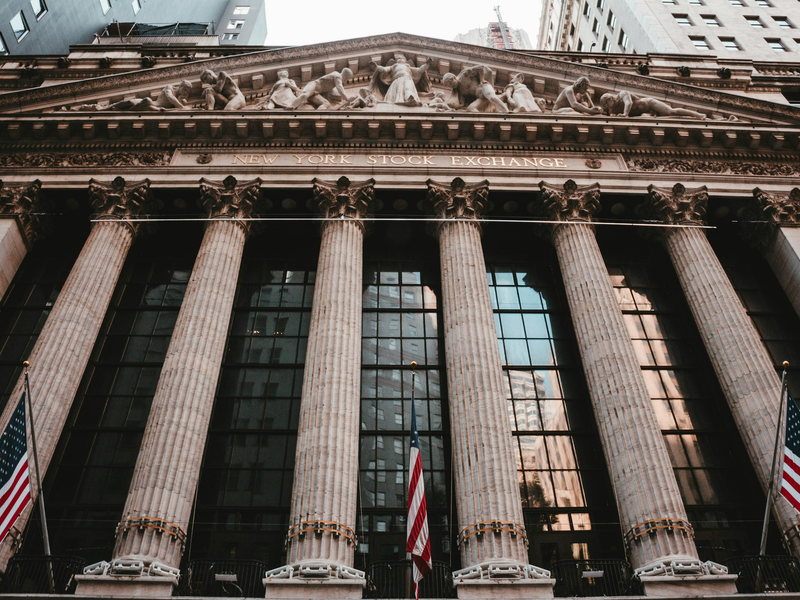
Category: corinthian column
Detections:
[
  {"x1": 76, "y1": 176, "x2": 262, "y2": 596},
  {"x1": 644, "y1": 183, "x2": 800, "y2": 556},
  {"x1": 743, "y1": 188, "x2": 800, "y2": 320},
  {"x1": 0, "y1": 177, "x2": 154, "y2": 571},
  {"x1": 539, "y1": 180, "x2": 734, "y2": 596},
  {"x1": 264, "y1": 176, "x2": 373, "y2": 600},
  {"x1": 428, "y1": 178, "x2": 554, "y2": 600},
  {"x1": 0, "y1": 179, "x2": 44, "y2": 300}
]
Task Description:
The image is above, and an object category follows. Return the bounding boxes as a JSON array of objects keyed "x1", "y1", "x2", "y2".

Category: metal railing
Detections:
[
  {"x1": 550, "y1": 559, "x2": 633, "y2": 597},
  {"x1": 365, "y1": 559, "x2": 456, "y2": 599},
  {"x1": 183, "y1": 559, "x2": 269, "y2": 597},
  {"x1": 726, "y1": 555, "x2": 800, "y2": 593},
  {"x1": 1, "y1": 555, "x2": 86, "y2": 594}
]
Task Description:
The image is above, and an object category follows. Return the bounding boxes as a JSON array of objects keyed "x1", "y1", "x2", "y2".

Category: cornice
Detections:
[{"x1": 0, "y1": 33, "x2": 798, "y2": 123}]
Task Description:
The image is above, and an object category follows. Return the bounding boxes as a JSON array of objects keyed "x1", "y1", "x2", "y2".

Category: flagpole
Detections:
[
  {"x1": 758, "y1": 361, "x2": 790, "y2": 559},
  {"x1": 22, "y1": 362, "x2": 51, "y2": 558},
  {"x1": 408, "y1": 361, "x2": 417, "y2": 600}
]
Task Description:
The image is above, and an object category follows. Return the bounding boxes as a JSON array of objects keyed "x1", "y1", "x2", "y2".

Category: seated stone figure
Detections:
[
  {"x1": 258, "y1": 70, "x2": 301, "y2": 109},
  {"x1": 291, "y1": 69, "x2": 353, "y2": 110},
  {"x1": 552, "y1": 76, "x2": 603, "y2": 115},
  {"x1": 442, "y1": 65, "x2": 508, "y2": 113},
  {"x1": 201, "y1": 69, "x2": 246, "y2": 111},
  {"x1": 502, "y1": 73, "x2": 544, "y2": 113},
  {"x1": 343, "y1": 88, "x2": 378, "y2": 109},
  {"x1": 599, "y1": 90, "x2": 708, "y2": 119}
]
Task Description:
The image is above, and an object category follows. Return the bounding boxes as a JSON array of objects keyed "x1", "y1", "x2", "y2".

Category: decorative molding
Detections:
[
  {"x1": 199, "y1": 175, "x2": 262, "y2": 235},
  {"x1": 88, "y1": 176, "x2": 155, "y2": 235},
  {"x1": 312, "y1": 176, "x2": 375, "y2": 223},
  {"x1": 539, "y1": 179, "x2": 601, "y2": 222},
  {"x1": 427, "y1": 177, "x2": 489, "y2": 226},
  {"x1": 0, "y1": 152, "x2": 172, "y2": 168},
  {"x1": 627, "y1": 158, "x2": 800, "y2": 177},
  {"x1": 0, "y1": 178, "x2": 45, "y2": 246},
  {"x1": 644, "y1": 183, "x2": 708, "y2": 225},
  {"x1": 740, "y1": 187, "x2": 800, "y2": 247}
]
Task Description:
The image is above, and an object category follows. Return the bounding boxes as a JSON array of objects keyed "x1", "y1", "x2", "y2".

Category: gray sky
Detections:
[{"x1": 263, "y1": 2, "x2": 542, "y2": 48}]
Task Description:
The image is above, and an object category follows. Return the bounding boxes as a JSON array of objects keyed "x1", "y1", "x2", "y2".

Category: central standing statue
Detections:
[{"x1": 369, "y1": 53, "x2": 433, "y2": 107}]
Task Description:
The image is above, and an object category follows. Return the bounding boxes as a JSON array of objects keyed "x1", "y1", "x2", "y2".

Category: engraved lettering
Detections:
[
  {"x1": 522, "y1": 158, "x2": 538, "y2": 167},
  {"x1": 423, "y1": 156, "x2": 435, "y2": 165},
  {"x1": 391, "y1": 156, "x2": 406, "y2": 165},
  {"x1": 409, "y1": 156, "x2": 422, "y2": 165},
  {"x1": 451, "y1": 156, "x2": 463, "y2": 166},
  {"x1": 249, "y1": 155, "x2": 260, "y2": 164},
  {"x1": 324, "y1": 155, "x2": 336, "y2": 164},
  {"x1": 462, "y1": 156, "x2": 478, "y2": 166},
  {"x1": 368, "y1": 155, "x2": 377, "y2": 165},
  {"x1": 492, "y1": 157, "x2": 506, "y2": 166},
  {"x1": 233, "y1": 155, "x2": 248, "y2": 165},
  {"x1": 340, "y1": 155, "x2": 352, "y2": 164},
  {"x1": 308, "y1": 155, "x2": 323, "y2": 164},
  {"x1": 294, "y1": 155, "x2": 308, "y2": 164},
  {"x1": 477, "y1": 157, "x2": 491, "y2": 166},
  {"x1": 554, "y1": 158, "x2": 566, "y2": 168},
  {"x1": 539, "y1": 158, "x2": 554, "y2": 167},
  {"x1": 508, "y1": 158, "x2": 522, "y2": 167},
  {"x1": 261, "y1": 155, "x2": 279, "y2": 164}
]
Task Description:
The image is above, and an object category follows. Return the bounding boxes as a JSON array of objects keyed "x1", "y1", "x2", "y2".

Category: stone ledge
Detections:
[
  {"x1": 73, "y1": 574, "x2": 176, "y2": 598},
  {"x1": 262, "y1": 577, "x2": 365, "y2": 599},
  {"x1": 639, "y1": 574, "x2": 739, "y2": 597},
  {"x1": 453, "y1": 577, "x2": 556, "y2": 599}
]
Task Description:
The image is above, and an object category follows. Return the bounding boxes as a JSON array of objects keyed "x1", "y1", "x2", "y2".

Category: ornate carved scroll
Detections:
[
  {"x1": 312, "y1": 176, "x2": 375, "y2": 223},
  {"x1": 199, "y1": 175, "x2": 263, "y2": 235},
  {"x1": 0, "y1": 179, "x2": 45, "y2": 246},
  {"x1": 539, "y1": 179, "x2": 601, "y2": 221},
  {"x1": 643, "y1": 183, "x2": 708, "y2": 225},
  {"x1": 741, "y1": 187, "x2": 800, "y2": 247},
  {"x1": 88, "y1": 176, "x2": 156, "y2": 235}
]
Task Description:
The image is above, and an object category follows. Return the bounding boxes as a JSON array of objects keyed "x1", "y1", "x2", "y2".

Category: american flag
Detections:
[
  {"x1": 0, "y1": 394, "x2": 31, "y2": 544},
  {"x1": 781, "y1": 391, "x2": 800, "y2": 512},
  {"x1": 407, "y1": 402, "x2": 431, "y2": 600}
]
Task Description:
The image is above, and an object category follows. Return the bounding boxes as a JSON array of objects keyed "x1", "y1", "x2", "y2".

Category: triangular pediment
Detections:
[{"x1": 0, "y1": 33, "x2": 798, "y2": 125}]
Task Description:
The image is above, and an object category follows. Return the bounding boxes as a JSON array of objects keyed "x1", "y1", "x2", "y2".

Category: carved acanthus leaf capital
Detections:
[
  {"x1": 643, "y1": 183, "x2": 708, "y2": 225},
  {"x1": 89, "y1": 176, "x2": 156, "y2": 235},
  {"x1": 199, "y1": 176, "x2": 263, "y2": 235},
  {"x1": 0, "y1": 179, "x2": 45, "y2": 247},
  {"x1": 427, "y1": 178, "x2": 489, "y2": 223},
  {"x1": 539, "y1": 180, "x2": 600, "y2": 222},
  {"x1": 312, "y1": 176, "x2": 375, "y2": 222},
  {"x1": 740, "y1": 188, "x2": 800, "y2": 248}
]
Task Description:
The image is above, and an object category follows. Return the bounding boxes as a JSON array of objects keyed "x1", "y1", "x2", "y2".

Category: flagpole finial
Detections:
[
  {"x1": 784, "y1": 361, "x2": 790, "y2": 368},
  {"x1": 22, "y1": 361, "x2": 29, "y2": 367},
  {"x1": 410, "y1": 361, "x2": 417, "y2": 370}
]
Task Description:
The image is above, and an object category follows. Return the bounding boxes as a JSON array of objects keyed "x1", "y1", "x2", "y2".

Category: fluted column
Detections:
[
  {"x1": 0, "y1": 177, "x2": 153, "y2": 571},
  {"x1": 0, "y1": 179, "x2": 44, "y2": 300},
  {"x1": 265, "y1": 177, "x2": 373, "y2": 598},
  {"x1": 743, "y1": 188, "x2": 800, "y2": 320},
  {"x1": 645, "y1": 183, "x2": 800, "y2": 556},
  {"x1": 539, "y1": 180, "x2": 716, "y2": 584},
  {"x1": 102, "y1": 177, "x2": 261, "y2": 581},
  {"x1": 428, "y1": 178, "x2": 553, "y2": 598}
]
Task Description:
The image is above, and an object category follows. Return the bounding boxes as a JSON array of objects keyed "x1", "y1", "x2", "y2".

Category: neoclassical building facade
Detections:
[{"x1": 0, "y1": 33, "x2": 800, "y2": 598}]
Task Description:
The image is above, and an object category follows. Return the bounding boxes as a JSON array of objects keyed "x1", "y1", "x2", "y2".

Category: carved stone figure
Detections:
[
  {"x1": 501, "y1": 73, "x2": 544, "y2": 113},
  {"x1": 343, "y1": 87, "x2": 377, "y2": 110},
  {"x1": 552, "y1": 77, "x2": 603, "y2": 115},
  {"x1": 66, "y1": 81, "x2": 192, "y2": 112},
  {"x1": 259, "y1": 70, "x2": 301, "y2": 109},
  {"x1": 201, "y1": 69, "x2": 246, "y2": 111},
  {"x1": 369, "y1": 54, "x2": 432, "y2": 107},
  {"x1": 599, "y1": 90, "x2": 708, "y2": 119},
  {"x1": 290, "y1": 69, "x2": 353, "y2": 110},
  {"x1": 428, "y1": 91, "x2": 453, "y2": 112},
  {"x1": 442, "y1": 65, "x2": 508, "y2": 113}
]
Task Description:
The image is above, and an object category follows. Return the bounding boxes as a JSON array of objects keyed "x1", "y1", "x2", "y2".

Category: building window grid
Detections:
[
  {"x1": 702, "y1": 15, "x2": 721, "y2": 26},
  {"x1": 99, "y1": 0, "x2": 111, "y2": 14},
  {"x1": 30, "y1": 0, "x2": 47, "y2": 20},
  {"x1": 489, "y1": 265, "x2": 608, "y2": 534},
  {"x1": 608, "y1": 263, "x2": 749, "y2": 524},
  {"x1": 607, "y1": 10, "x2": 616, "y2": 30},
  {"x1": 720, "y1": 36, "x2": 742, "y2": 49},
  {"x1": 746, "y1": 16, "x2": 766, "y2": 27},
  {"x1": 10, "y1": 11, "x2": 29, "y2": 41},
  {"x1": 774, "y1": 16, "x2": 794, "y2": 28},
  {"x1": 691, "y1": 35, "x2": 712, "y2": 48},
  {"x1": 233, "y1": 5, "x2": 251, "y2": 14},
  {"x1": 359, "y1": 263, "x2": 450, "y2": 560},
  {"x1": 132, "y1": 0, "x2": 141, "y2": 15},
  {"x1": 619, "y1": 29, "x2": 629, "y2": 49},
  {"x1": 228, "y1": 19, "x2": 246, "y2": 29},
  {"x1": 767, "y1": 37, "x2": 789, "y2": 50},
  {"x1": 674, "y1": 14, "x2": 693, "y2": 25}
]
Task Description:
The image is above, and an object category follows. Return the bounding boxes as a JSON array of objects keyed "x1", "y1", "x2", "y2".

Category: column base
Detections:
[
  {"x1": 454, "y1": 578, "x2": 556, "y2": 599},
  {"x1": 263, "y1": 578, "x2": 366, "y2": 599},
  {"x1": 74, "y1": 574, "x2": 176, "y2": 597},
  {"x1": 640, "y1": 574, "x2": 739, "y2": 597}
]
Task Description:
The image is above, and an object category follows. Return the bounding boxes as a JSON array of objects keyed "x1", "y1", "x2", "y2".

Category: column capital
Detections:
[
  {"x1": 0, "y1": 179, "x2": 45, "y2": 247},
  {"x1": 539, "y1": 180, "x2": 600, "y2": 222},
  {"x1": 88, "y1": 176, "x2": 155, "y2": 235},
  {"x1": 199, "y1": 176, "x2": 262, "y2": 235},
  {"x1": 312, "y1": 176, "x2": 375, "y2": 222},
  {"x1": 426, "y1": 177, "x2": 489, "y2": 221},
  {"x1": 741, "y1": 188, "x2": 800, "y2": 248},
  {"x1": 644, "y1": 183, "x2": 708, "y2": 225}
]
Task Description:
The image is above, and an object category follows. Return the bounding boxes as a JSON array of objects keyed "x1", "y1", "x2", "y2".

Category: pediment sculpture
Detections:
[{"x1": 369, "y1": 53, "x2": 432, "y2": 107}]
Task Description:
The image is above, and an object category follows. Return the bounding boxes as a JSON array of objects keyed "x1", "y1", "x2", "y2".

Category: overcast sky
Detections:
[{"x1": 262, "y1": 2, "x2": 542, "y2": 48}]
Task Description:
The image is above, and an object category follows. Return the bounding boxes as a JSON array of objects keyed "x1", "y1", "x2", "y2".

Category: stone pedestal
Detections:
[
  {"x1": 0, "y1": 177, "x2": 153, "y2": 571},
  {"x1": 265, "y1": 177, "x2": 374, "y2": 597},
  {"x1": 640, "y1": 574, "x2": 739, "y2": 597},
  {"x1": 76, "y1": 177, "x2": 262, "y2": 595},
  {"x1": 646, "y1": 183, "x2": 800, "y2": 555},
  {"x1": 454, "y1": 578, "x2": 558, "y2": 599},
  {"x1": 0, "y1": 180, "x2": 43, "y2": 303},
  {"x1": 73, "y1": 574, "x2": 175, "y2": 598},
  {"x1": 539, "y1": 181, "x2": 722, "y2": 583},
  {"x1": 428, "y1": 178, "x2": 553, "y2": 597}
]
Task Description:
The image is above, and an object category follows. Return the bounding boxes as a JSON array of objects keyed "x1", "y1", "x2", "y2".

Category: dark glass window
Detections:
[
  {"x1": 193, "y1": 242, "x2": 316, "y2": 566},
  {"x1": 602, "y1": 230, "x2": 764, "y2": 562},
  {"x1": 39, "y1": 226, "x2": 198, "y2": 561}
]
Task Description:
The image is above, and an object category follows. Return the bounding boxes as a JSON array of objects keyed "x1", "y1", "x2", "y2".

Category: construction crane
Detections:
[{"x1": 493, "y1": 5, "x2": 513, "y2": 49}]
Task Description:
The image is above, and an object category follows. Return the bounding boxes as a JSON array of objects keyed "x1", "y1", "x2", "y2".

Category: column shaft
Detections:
[
  {"x1": 0, "y1": 221, "x2": 133, "y2": 569},
  {"x1": 763, "y1": 227, "x2": 800, "y2": 320},
  {"x1": 438, "y1": 220, "x2": 529, "y2": 568},
  {"x1": 662, "y1": 226, "x2": 800, "y2": 553},
  {"x1": 553, "y1": 223, "x2": 698, "y2": 569},
  {"x1": 113, "y1": 219, "x2": 246, "y2": 569},
  {"x1": 288, "y1": 219, "x2": 363, "y2": 567}
]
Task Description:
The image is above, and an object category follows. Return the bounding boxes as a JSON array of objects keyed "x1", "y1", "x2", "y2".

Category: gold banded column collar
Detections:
[{"x1": 624, "y1": 517, "x2": 695, "y2": 547}]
